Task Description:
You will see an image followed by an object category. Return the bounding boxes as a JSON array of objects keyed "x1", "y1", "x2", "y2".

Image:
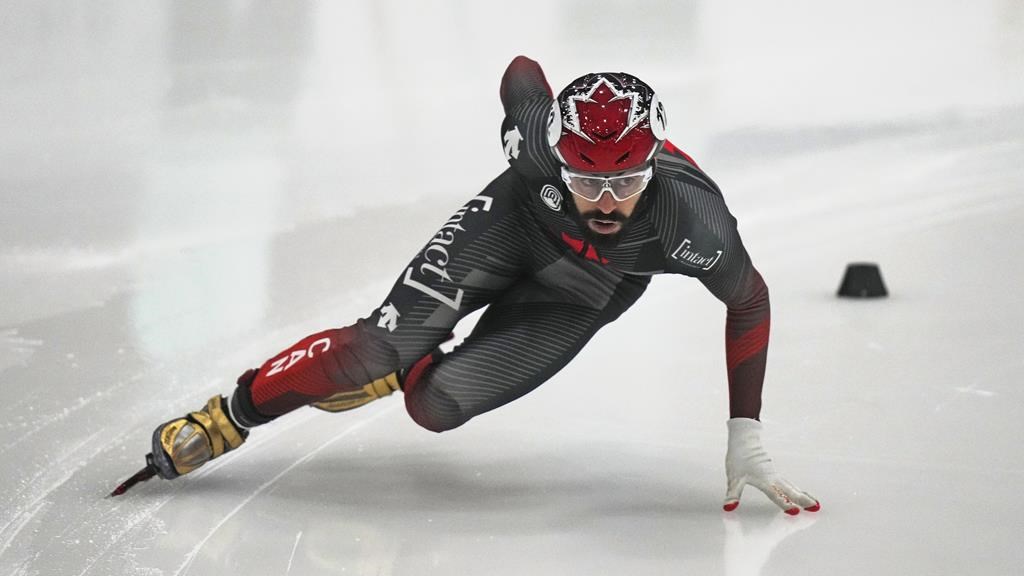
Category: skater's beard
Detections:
[{"x1": 578, "y1": 209, "x2": 631, "y2": 248}]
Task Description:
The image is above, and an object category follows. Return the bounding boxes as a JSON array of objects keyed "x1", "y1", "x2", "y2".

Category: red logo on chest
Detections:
[{"x1": 561, "y1": 232, "x2": 609, "y2": 265}]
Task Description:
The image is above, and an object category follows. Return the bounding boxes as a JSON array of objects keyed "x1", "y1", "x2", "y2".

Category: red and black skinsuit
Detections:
[{"x1": 229, "y1": 57, "x2": 771, "y2": 432}]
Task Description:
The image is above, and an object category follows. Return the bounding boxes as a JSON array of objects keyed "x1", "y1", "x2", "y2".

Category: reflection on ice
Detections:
[{"x1": 723, "y1": 512, "x2": 818, "y2": 576}]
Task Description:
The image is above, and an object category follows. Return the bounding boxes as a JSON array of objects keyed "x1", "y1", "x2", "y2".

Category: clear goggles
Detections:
[{"x1": 560, "y1": 165, "x2": 653, "y2": 202}]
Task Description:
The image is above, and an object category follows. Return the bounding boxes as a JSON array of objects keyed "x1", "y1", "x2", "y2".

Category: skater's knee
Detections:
[
  {"x1": 408, "y1": 411, "x2": 461, "y2": 433},
  {"x1": 405, "y1": 387, "x2": 468, "y2": 433}
]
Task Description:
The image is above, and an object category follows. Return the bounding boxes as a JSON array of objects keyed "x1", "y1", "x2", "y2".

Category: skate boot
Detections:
[{"x1": 148, "y1": 394, "x2": 248, "y2": 479}]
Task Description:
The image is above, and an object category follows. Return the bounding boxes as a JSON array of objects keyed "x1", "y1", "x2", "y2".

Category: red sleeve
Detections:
[{"x1": 722, "y1": 268, "x2": 770, "y2": 420}]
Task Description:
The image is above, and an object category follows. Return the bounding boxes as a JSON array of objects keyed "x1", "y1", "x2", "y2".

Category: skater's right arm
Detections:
[
  {"x1": 499, "y1": 55, "x2": 561, "y2": 180},
  {"x1": 499, "y1": 55, "x2": 553, "y2": 109}
]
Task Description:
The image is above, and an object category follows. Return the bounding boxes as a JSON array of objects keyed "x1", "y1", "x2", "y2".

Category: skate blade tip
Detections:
[{"x1": 108, "y1": 462, "x2": 158, "y2": 498}]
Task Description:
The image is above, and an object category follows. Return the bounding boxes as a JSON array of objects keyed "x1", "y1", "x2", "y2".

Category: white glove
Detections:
[{"x1": 724, "y1": 418, "x2": 820, "y2": 515}]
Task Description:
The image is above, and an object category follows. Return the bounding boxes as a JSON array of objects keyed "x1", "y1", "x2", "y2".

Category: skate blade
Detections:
[{"x1": 108, "y1": 458, "x2": 158, "y2": 498}]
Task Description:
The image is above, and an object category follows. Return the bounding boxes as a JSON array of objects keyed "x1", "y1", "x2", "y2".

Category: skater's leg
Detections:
[
  {"x1": 148, "y1": 172, "x2": 532, "y2": 480},
  {"x1": 233, "y1": 174, "x2": 532, "y2": 423},
  {"x1": 404, "y1": 257, "x2": 650, "y2": 432}
]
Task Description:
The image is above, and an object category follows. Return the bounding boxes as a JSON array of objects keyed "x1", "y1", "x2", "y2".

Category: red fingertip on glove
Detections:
[
  {"x1": 723, "y1": 502, "x2": 739, "y2": 512},
  {"x1": 804, "y1": 501, "x2": 821, "y2": 512},
  {"x1": 785, "y1": 507, "x2": 800, "y2": 516}
]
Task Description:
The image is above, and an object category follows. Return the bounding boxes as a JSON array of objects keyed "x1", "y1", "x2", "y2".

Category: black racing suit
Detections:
[{"x1": 233, "y1": 57, "x2": 770, "y2": 432}]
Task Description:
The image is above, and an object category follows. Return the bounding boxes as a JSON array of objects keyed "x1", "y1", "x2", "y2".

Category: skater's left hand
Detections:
[{"x1": 723, "y1": 418, "x2": 820, "y2": 515}]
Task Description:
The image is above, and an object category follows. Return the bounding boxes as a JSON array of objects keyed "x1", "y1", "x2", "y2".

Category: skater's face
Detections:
[
  {"x1": 570, "y1": 179, "x2": 644, "y2": 237},
  {"x1": 562, "y1": 163, "x2": 652, "y2": 237}
]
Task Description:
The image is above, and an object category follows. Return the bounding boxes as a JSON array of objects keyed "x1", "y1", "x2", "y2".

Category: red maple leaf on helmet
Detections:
[{"x1": 564, "y1": 76, "x2": 647, "y2": 145}]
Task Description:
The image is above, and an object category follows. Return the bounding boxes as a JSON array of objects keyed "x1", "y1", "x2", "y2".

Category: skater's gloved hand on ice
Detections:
[{"x1": 723, "y1": 418, "x2": 820, "y2": 515}]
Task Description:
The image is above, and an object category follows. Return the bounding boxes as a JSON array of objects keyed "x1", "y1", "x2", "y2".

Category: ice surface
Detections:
[{"x1": 2, "y1": 1, "x2": 1023, "y2": 574}]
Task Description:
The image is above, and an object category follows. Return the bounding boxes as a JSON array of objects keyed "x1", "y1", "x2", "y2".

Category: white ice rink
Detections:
[{"x1": 2, "y1": 1, "x2": 1023, "y2": 574}]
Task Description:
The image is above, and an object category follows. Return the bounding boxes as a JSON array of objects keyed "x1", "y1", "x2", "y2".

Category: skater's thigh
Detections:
[{"x1": 405, "y1": 258, "x2": 649, "y2": 431}]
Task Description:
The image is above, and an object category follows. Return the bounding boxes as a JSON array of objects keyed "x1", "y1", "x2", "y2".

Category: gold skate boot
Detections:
[{"x1": 149, "y1": 395, "x2": 248, "y2": 479}]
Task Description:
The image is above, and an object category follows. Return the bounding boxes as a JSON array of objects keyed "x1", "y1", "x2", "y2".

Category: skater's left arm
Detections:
[
  {"x1": 654, "y1": 147, "x2": 772, "y2": 421},
  {"x1": 699, "y1": 211, "x2": 820, "y2": 515},
  {"x1": 692, "y1": 204, "x2": 769, "y2": 422}
]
